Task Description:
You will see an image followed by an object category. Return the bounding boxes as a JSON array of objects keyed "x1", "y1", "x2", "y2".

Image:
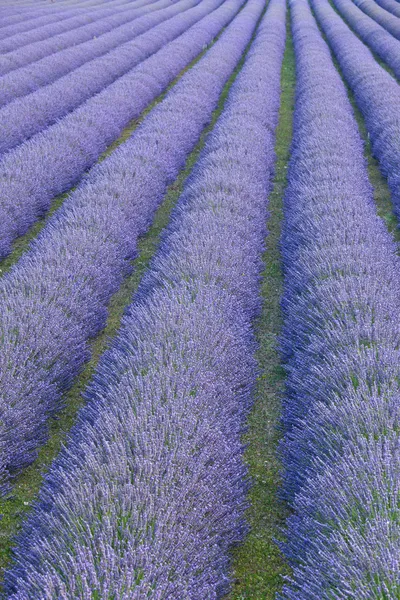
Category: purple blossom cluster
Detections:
[
  {"x1": 332, "y1": 0, "x2": 400, "y2": 79},
  {"x1": 3, "y1": 1, "x2": 285, "y2": 595},
  {"x1": 0, "y1": 0, "x2": 153, "y2": 76},
  {"x1": 0, "y1": 0, "x2": 207, "y2": 155},
  {"x1": 0, "y1": 0, "x2": 228, "y2": 260},
  {"x1": 0, "y1": 4, "x2": 140, "y2": 54},
  {"x1": 352, "y1": 0, "x2": 400, "y2": 39},
  {"x1": 0, "y1": 0, "x2": 181, "y2": 108},
  {"x1": 0, "y1": 0, "x2": 259, "y2": 494},
  {"x1": 374, "y1": 0, "x2": 400, "y2": 18},
  {"x1": 312, "y1": 0, "x2": 400, "y2": 226},
  {"x1": 278, "y1": 0, "x2": 400, "y2": 597},
  {"x1": 0, "y1": 5, "x2": 98, "y2": 41}
]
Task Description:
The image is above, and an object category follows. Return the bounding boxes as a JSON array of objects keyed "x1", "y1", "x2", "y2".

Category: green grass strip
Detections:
[{"x1": 227, "y1": 14, "x2": 294, "y2": 599}]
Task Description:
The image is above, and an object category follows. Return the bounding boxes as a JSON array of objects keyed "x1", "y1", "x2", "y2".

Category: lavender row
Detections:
[
  {"x1": 0, "y1": 0, "x2": 204, "y2": 154},
  {"x1": 0, "y1": 0, "x2": 251, "y2": 492},
  {"x1": 332, "y1": 0, "x2": 400, "y2": 79},
  {"x1": 0, "y1": 0, "x2": 133, "y2": 21},
  {"x1": 0, "y1": 2, "x2": 146, "y2": 55},
  {"x1": 0, "y1": 0, "x2": 226, "y2": 259},
  {"x1": 3, "y1": 0, "x2": 285, "y2": 594},
  {"x1": 0, "y1": 5, "x2": 98, "y2": 41},
  {"x1": 352, "y1": 0, "x2": 400, "y2": 39},
  {"x1": 374, "y1": 0, "x2": 400, "y2": 18},
  {"x1": 0, "y1": 0, "x2": 154, "y2": 76},
  {"x1": 0, "y1": 0, "x2": 141, "y2": 41},
  {"x1": 312, "y1": 0, "x2": 400, "y2": 236},
  {"x1": 278, "y1": 0, "x2": 400, "y2": 597},
  {"x1": 0, "y1": 0, "x2": 179, "y2": 109}
]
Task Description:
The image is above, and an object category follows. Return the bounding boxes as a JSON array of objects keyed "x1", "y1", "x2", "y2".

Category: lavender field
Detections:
[{"x1": 0, "y1": 0, "x2": 399, "y2": 596}]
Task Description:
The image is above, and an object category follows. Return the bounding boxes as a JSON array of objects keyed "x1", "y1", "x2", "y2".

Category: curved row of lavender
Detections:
[
  {"x1": 0, "y1": 0, "x2": 154, "y2": 76},
  {"x1": 0, "y1": 0, "x2": 158, "y2": 51},
  {"x1": 278, "y1": 0, "x2": 400, "y2": 597},
  {"x1": 0, "y1": 1, "x2": 149, "y2": 55},
  {"x1": 0, "y1": 0, "x2": 179, "y2": 109},
  {"x1": 352, "y1": 0, "x2": 400, "y2": 39},
  {"x1": 0, "y1": 3, "x2": 103, "y2": 42},
  {"x1": 0, "y1": 0, "x2": 226, "y2": 259},
  {"x1": 374, "y1": 0, "x2": 400, "y2": 18},
  {"x1": 0, "y1": 0, "x2": 146, "y2": 40},
  {"x1": 0, "y1": 0, "x2": 253, "y2": 494},
  {"x1": 0, "y1": 0, "x2": 134, "y2": 22},
  {"x1": 3, "y1": 1, "x2": 285, "y2": 595},
  {"x1": 312, "y1": 0, "x2": 400, "y2": 223},
  {"x1": 0, "y1": 0, "x2": 206, "y2": 154},
  {"x1": 332, "y1": 0, "x2": 400, "y2": 79}
]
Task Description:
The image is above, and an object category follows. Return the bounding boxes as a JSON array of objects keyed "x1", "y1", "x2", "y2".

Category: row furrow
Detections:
[
  {"x1": 279, "y1": 0, "x2": 400, "y2": 597},
  {"x1": 0, "y1": 0, "x2": 223, "y2": 259},
  {"x1": 3, "y1": 0, "x2": 285, "y2": 596}
]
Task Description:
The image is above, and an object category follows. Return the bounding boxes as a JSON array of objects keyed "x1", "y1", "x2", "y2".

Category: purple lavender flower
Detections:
[
  {"x1": 0, "y1": 0, "x2": 228, "y2": 259},
  {"x1": 278, "y1": 0, "x2": 400, "y2": 597},
  {"x1": 0, "y1": 0, "x2": 156, "y2": 75},
  {"x1": 352, "y1": 0, "x2": 400, "y2": 39},
  {"x1": 0, "y1": 0, "x2": 181, "y2": 108},
  {"x1": 0, "y1": 0, "x2": 259, "y2": 491},
  {"x1": 332, "y1": 0, "x2": 400, "y2": 79},
  {"x1": 0, "y1": 0, "x2": 205, "y2": 155},
  {"x1": 312, "y1": 0, "x2": 400, "y2": 245},
  {"x1": 4, "y1": 1, "x2": 285, "y2": 595}
]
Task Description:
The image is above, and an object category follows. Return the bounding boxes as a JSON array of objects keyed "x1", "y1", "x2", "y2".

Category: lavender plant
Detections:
[
  {"x1": 0, "y1": 5, "x2": 98, "y2": 41},
  {"x1": 0, "y1": 0, "x2": 207, "y2": 154},
  {"x1": 0, "y1": 3, "x2": 143, "y2": 54},
  {"x1": 0, "y1": 0, "x2": 181, "y2": 108},
  {"x1": 332, "y1": 0, "x2": 400, "y2": 79},
  {"x1": 352, "y1": 0, "x2": 400, "y2": 39},
  {"x1": 374, "y1": 0, "x2": 400, "y2": 18},
  {"x1": 0, "y1": 0, "x2": 259, "y2": 493},
  {"x1": 312, "y1": 0, "x2": 400, "y2": 228},
  {"x1": 0, "y1": 0, "x2": 154, "y2": 76},
  {"x1": 3, "y1": 0, "x2": 285, "y2": 594},
  {"x1": 0, "y1": 0, "x2": 226, "y2": 259},
  {"x1": 278, "y1": 0, "x2": 400, "y2": 597}
]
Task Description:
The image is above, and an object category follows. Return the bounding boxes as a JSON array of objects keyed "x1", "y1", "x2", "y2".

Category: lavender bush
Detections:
[
  {"x1": 0, "y1": 0, "x2": 207, "y2": 154},
  {"x1": 374, "y1": 0, "x2": 400, "y2": 18},
  {"x1": 0, "y1": 0, "x2": 142, "y2": 38},
  {"x1": 0, "y1": 4, "x2": 141, "y2": 54},
  {"x1": 352, "y1": 0, "x2": 400, "y2": 39},
  {"x1": 278, "y1": 0, "x2": 400, "y2": 597},
  {"x1": 0, "y1": 0, "x2": 228, "y2": 259},
  {"x1": 332, "y1": 0, "x2": 400, "y2": 79},
  {"x1": 0, "y1": 0, "x2": 259, "y2": 493},
  {"x1": 0, "y1": 0, "x2": 154, "y2": 76},
  {"x1": 3, "y1": 0, "x2": 285, "y2": 594},
  {"x1": 0, "y1": 0, "x2": 181, "y2": 108},
  {"x1": 0, "y1": 6, "x2": 96, "y2": 41},
  {"x1": 312, "y1": 0, "x2": 400, "y2": 228}
]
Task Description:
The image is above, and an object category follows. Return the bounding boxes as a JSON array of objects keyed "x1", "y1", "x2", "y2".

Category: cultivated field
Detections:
[{"x1": 0, "y1": 0, "x2": 399, "y2": 596}]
